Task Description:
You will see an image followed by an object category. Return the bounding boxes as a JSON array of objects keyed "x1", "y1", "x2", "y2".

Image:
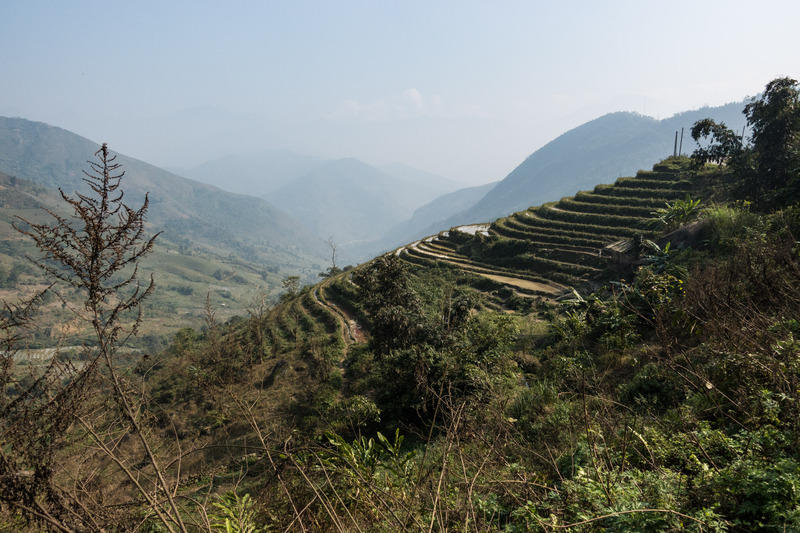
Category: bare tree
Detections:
[
  {"x1": 319, "y1": 236, "x2": 342, "y2": 278},
  {"x1": 0, "y1": 145, "x2": 189, "y2": 531},
  {"x1": 327, "y1": 235, "x2": 338, "y2": 273}
]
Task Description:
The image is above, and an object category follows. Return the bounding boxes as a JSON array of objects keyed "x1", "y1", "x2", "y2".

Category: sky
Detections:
[{"x1": 2, "y1": 0, "x2": 799, "y2": 186}]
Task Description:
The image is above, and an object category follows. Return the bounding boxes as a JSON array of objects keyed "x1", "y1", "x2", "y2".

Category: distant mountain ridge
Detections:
[
  {"x1": 375, "y1": 162, "x2": 464, "y2": 202},
  {"x1": 263, "y1": 157, "x2": 463, "y2": 256},
  {"x1": 355, "y1": 101, "x2": 746, "y2": 261},
  {"x1": 175, "y1": 151, "x2": 462, "y2": 262},
  {"x1": 266, "y1": 158, "x2": 416, "y2": 246},
  {"x1": 0, "y1": 116, "x2": 328, "y2": 268},
  {"x1": 0, "y1": 101, "x2": 750, "y2": 269},
  {"x1": 437, "y1": 102, "x2": 747, "y2": 228},
  {"x1": 176, "y1": 149, "x2": 329, "y2": 198}
]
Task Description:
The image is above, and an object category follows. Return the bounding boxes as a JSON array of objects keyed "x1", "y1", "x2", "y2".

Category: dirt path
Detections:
[
  {"x1": 407, "y1": 241, "x2": 566, "y2": 296},
  {"x1": 312, "y1": 279, "x2": 366, "y2": 357}
]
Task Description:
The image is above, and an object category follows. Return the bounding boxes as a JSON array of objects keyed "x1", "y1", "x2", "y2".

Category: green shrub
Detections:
[
  {"x1": 619, "y1": 363, "x2": 683, "y2": 414},
  {"x1": 210, "y1": 492, "x2": 263, "y2": 533},
  {"x1": 702, "y1": 203, "x2": 764, "y2": 253},
  {"x1": 651, "y1": 194, "x2": 703, "y2": 232}
]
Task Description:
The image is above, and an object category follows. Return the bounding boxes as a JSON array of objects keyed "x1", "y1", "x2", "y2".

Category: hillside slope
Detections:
[
  {"x1": 395, "y1": 157, "x2": 697, "y2": 309},
  {"x1": 176, "y1": 149, "x2": 328, "y2": 198},
  {"x1": 440, "y1": 102, "x2": 745, "y2": 227},
  {"x1": 0, "y1": 117, "x2": 328, "y2": 266},
  {"x1": 266, "y1": 157, "x2": 443, "y2": 247},
  {"x1": 0, "y1": 169, "x2": 321, "y2": 346}
]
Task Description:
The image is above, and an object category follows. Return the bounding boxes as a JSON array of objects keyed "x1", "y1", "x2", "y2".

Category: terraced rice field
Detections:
[
  {"x1": 263, "y1": 290, "x2": 343, "y2": 356},
  {"x1": 295, "y1": 158, "x2": 697, "y2": 349},
  {"x1": 393, "y1": 158, "x2": 696, "y2": 304}
]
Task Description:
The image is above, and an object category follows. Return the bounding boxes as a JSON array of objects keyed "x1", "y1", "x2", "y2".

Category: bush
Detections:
[{"x1": 702, "y1": 204, "x2": 764, "y2": 253}]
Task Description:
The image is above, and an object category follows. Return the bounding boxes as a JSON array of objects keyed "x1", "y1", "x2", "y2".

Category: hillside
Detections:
[
  {"x1": 438, "y1": 101, "x2": 746, "y2": 228},
  {"x1": 4, "y1": 79, "x2": 800, "y2": 532},
  {"x1": 7, "y1": 151, "x2": 800, "y2": 531},
  {"x1": 394, "y1": 157, "x2": 696, "y2": 308},
  {"x1": 176, "y1": 149, "x2": 328, "y2": 197},
  {"x1": 265, "y1": 157, "x2": 454, "y2": 252},
  {"x1": 0, "y1": 119, "x2": 334, "y2": 344},
  {"x1": 0, "y1": 117, "x2": 328, "y2": 267},
  {"x1": 180, "y1": 153, "x2": 461, "y2": 261},
  {"x1": 131, "y1": 147, "x2": 797, "y2": 531},
  {"x1": 0, "y1": 170, "x2": 321, "y2": 347}
]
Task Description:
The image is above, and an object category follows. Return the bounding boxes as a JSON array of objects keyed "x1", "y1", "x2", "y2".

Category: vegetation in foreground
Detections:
[{"x1": 1, "y1": 78, "x2": 800, "y2": 532}]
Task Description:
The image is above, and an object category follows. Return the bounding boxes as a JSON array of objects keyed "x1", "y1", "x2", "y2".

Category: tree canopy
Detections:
[{"x1": 691, "y1": 76, "x2": 800, "y2": 208}]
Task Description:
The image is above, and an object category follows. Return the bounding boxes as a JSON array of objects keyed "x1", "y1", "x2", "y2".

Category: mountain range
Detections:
[
  {"x1": 0, "y1": 117, "x2": 328, "y2": 269},
  {"x1": 0, "y1": 99, "x2": 750, "y2": 271},
  {"x1": 427, "y1": 102, "x2": 747, "y2": 234},
  {"x1": 176, "y1": 152, "x2": 464, "y2": 262}
]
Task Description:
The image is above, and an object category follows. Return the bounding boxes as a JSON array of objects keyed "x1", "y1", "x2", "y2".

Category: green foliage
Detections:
[
  {"x1": 743, "y1": 77, "x2": 800, "y2": 207},
  {"x1": 508, "y1": 380, "x2": 572, "y2": 447},
  {"x1": 326, "y1": 395, "x2": 382, "y2": 434},
  {"x1": 619, "y1": 362, "x2": 682, "y2": 414},
  {"x1": 701, "y1": 203, "x2": 763, "y2": 253},
  {"x1": 323, "y1": 428, "x2": 417, "y2": 483},
  {"x1": 16, "y1": 97, "x2": 796, "y2": 531},
  {"x1": 210, "y1": 492, "x2": 263, "y2": 533},
  {"x1": 280, "y1": 275, "x2": 300, "y2": 300},
  {"x1": 651, "y1": 194, "x2": 702, "y2": 232},
  {"x1": 352, "y1": 254, "x2": 423, "y2": 354},
  {"x1": 692, "y1": 77, "x2": 800, "y2": 209},
  {"x1": 550, "y1": 287, "x2": 643, "y2": 351},
  {"x1": 690, "y1": 118, "x2": 744, "y2": 167},
  {"x1": 296, "y1": 428, "x2": 418, "y2": 515}
]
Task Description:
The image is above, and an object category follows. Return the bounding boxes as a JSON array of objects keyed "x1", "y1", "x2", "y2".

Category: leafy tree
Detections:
[
  {"x1": 351, "y1": 254, "x2": 422, "y2": 354},
  {"x1": 691, "y1": 77, "x2": 800, "y2": 208},
  {"x1": 651, "y1": 194, "x2": 702, "y2": 232},
  {"x1": 281, "y1": 275, "x2": 301, "y2": 302},
  {"x1": 743, "y1": 76, "x2": 800, "y2": 206},
  {"x1": 689, "y1": 118, "x2": 743, "y2": 167}
]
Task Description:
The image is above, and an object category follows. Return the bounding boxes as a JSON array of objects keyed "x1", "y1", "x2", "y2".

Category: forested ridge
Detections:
[{"x1": 2, "y1": 78, "x2": 800, "y2": 532}]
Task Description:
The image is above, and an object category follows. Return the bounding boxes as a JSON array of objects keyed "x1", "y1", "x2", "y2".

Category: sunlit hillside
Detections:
[{"x1": 3, "y1": 78, "x2": 800, "y2": 532}]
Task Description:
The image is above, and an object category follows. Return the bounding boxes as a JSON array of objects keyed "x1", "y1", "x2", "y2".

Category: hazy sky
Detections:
[{"x1": 2, "y1": 1, "x2": 799, "y2": 185}]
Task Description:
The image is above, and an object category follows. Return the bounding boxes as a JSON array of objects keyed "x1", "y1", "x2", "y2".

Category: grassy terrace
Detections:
[
  {"x1": 396, "y1": 241, "x2": 569, "y2": 300},
  {"x1": 555, "y1": 198, "x2": 656, "y2": 217},
  {"x1": 504, "y1": 211, "x2": 644, "y2": 239},
  {"x1": 411, "y1": 240, "x2": 569, "y2": 287},
  {"x1": 531, "y1": 206, "x2": 654, "y2": 231},
  {"x1": 300, "y1": 292, "x2": 340, "y2": 336},
  {"x1": 393, "y1": 157, "x2": 696, "y2": 305},
  {"x1": 612, "y1": 177, "x2": 692, "y2": 189},
  {"x1": 260, "y1": 290, "x2": 344, "y2": 358},
  {"x1": 490, "y1": 221, "x2": 609, "y2": 248},
  {"x1": 404, "y1": 240, "x2": 586, "y2": 290},
  {"x1": 590, "y1": 185, "x2": 688, "y2": 199},
  {"x1": 571, "y1": 191, "x2": 674, "y2": 207}
]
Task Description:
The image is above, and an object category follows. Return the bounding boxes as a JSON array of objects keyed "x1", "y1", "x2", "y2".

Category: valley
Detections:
[{"x1": 2, "y1": 78, "x2": 800, "y2": 532}]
